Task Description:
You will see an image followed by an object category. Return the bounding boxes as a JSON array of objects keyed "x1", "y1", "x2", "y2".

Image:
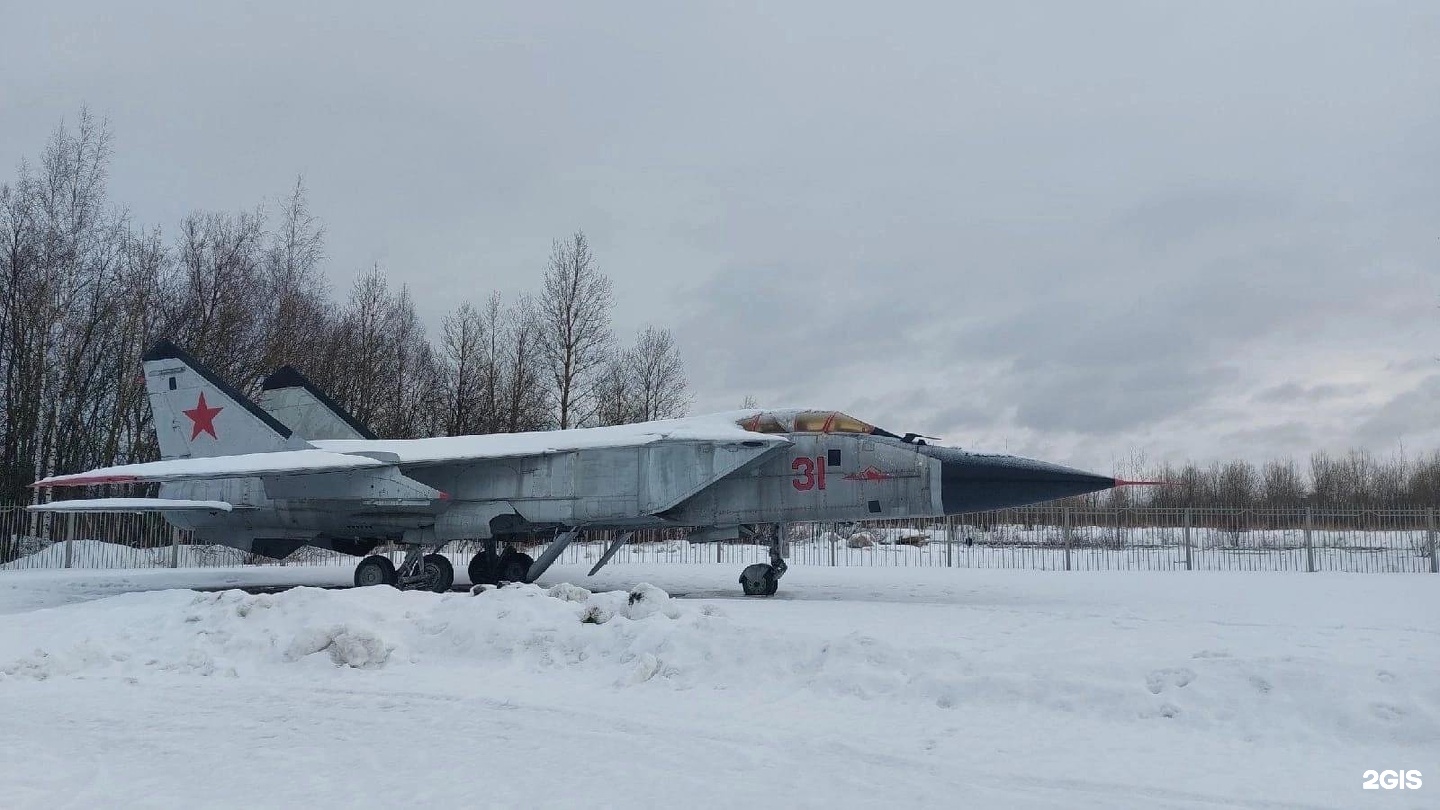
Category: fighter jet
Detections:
[{"x1": 30, "y1": 340, "x2": 1123, "y2": 595}]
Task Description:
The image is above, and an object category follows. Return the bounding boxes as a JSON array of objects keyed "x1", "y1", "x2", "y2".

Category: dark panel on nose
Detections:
[{"x1": 923, "y1": 446, "x2": 1115, "y2": 514}]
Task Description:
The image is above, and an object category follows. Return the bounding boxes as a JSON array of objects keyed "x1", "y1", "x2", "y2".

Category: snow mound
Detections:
[
  {"x1": 0, "y1": 582, "x2": 689, "y2": 683},
  {"x1": 2, "y1": 539, "x2": 156, "y2": 569},
  {"x1": 1, "y1": 579, "x2": 1435, "y2": 750}
]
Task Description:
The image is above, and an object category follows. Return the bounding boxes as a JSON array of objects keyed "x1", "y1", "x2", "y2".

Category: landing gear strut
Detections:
[
  {"x1": 739, "y1": 523, "x2": 788, "y2": 596},
  {"x1": 398, "y1": 547, "x2": 454, "y2": 592}
]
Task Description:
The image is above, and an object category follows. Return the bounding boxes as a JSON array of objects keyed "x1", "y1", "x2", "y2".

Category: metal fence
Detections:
[{"x1": 3, "y1": 505, "x2": 1437, "y2": 574}]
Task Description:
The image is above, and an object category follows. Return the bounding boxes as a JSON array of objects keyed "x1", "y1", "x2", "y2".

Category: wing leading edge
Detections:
[
  {"x1": 33, "y1": 450, "x2": 387, "y2": 487},
  {"x1": 26, "y1": 497, "x2": 237, "y2": 512}
]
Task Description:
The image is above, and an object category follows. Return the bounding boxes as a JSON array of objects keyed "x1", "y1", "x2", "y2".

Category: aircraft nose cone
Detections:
[{"x1": 923, "y1": 446, "x2": 1115, "y2": 514}]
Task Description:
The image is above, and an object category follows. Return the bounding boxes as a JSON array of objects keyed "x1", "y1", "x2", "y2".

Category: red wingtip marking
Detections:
[{"x1": 438, "y1": 491, "x2": 451, "y2": 500}]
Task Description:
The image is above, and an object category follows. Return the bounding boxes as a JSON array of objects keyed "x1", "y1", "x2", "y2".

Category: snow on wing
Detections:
[
  {"x1": 32, "y1": 412, "x2": 789, "y2": 488},
  {"x1": 26, "y1": 498, "x2": 236, "y2": 512},
  {"x1": 311, "y1": 411, "x2": 791, "y2": 466},
  {"x1": 33, "y1": 450, "x2": 387, "y2": 487}
]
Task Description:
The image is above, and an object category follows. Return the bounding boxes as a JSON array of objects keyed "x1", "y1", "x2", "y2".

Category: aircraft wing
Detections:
[
  {"x1": 31, "y1": 415, "x2": 789, "y2": 513},
  {"x1": 311, "y1": 414, "x2": 792, "y2": 467},
  {"x1": 33, "y1": 450, "x2": 387, "y2": 487},
  {"x1": 27, "y1": 497, "x2": 238, "y2": 512}
]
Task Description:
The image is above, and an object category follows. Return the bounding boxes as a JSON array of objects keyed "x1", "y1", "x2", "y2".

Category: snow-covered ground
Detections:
[{"x1": 0, "y1": 563, "x2": 1434, "y2": 808}]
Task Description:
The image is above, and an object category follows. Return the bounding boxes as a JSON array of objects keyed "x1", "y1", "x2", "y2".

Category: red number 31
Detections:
[{"x1": 792, "y1": 456, "x2": 827, "y2": 491}]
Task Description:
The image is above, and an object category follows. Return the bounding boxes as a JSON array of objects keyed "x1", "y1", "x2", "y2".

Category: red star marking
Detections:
[
  {"x1": 843, "y1": 466, "x2": 894, "y2": 482},
  {"x1": 183, "y1": 391, "x2": 223, "y2": 440}
]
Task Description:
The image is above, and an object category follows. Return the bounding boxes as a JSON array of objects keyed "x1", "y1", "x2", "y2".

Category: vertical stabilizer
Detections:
[
  {"x1": 143, "y1": 341, "x2": 299, "y2": 460},
  {"x1": 258, "y1": 366, "x2": 377, "y2": 441}
]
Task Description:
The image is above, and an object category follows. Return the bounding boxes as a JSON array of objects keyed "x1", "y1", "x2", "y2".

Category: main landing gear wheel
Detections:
[
  {"x1": 419, "y1": 553, "x2": 454, "y2": 593},
  {"x1": 354, "y1": 555, "x2": 397, "y2": 587},
  {"x1": 468, "y1": 550, "x2": 498, "y2": 587},
  {"x1": 468, "y1": 546, "x2": 536, "y2": 585},
  {"x1": 739, "y1": 563, "x2": 780, "y2": 596},
  {"x1": 499, "y1": 550, "x2": 535, "y2": 583}
]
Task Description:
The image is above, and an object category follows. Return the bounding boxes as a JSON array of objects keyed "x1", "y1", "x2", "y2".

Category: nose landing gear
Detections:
[{"x1": 739, "y1": 523, "x2": 789, "y2": 596}]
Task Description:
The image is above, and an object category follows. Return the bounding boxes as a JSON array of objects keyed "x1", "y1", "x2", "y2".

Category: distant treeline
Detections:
[
  {"x1": 1, "y1": 110, "x2": 687, "y2": 503},
  {"x1": 1071, "y1": 450, "x2": 1440, "y2": 510}
]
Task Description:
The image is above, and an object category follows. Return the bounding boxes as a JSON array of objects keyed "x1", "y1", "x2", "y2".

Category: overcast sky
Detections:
[{"x1": 3, "y1": 1, "x2": 1437, "y2": 472}]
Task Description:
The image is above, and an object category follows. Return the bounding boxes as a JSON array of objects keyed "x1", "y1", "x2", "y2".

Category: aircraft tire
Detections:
[
  {"x1": 354, "y1": 555, "x2": 397, "y2": 588},
  {"x1": 500, "y1": 552, "x2": 534, "y2": 584},
  {"x1": 468, "y1": 552, "x2": 498, "y2": 587},
  {"x1": 739, "y1": 563, "x2": 778, "y2": 596},
  {"x1": 420, "y1": 553, "x2": 454, "y2": 593}
]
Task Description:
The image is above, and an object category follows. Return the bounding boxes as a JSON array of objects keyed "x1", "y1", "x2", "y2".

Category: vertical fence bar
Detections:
[
  {"x1": 1304, "y1": 507, "x2": 1315, "y2": 573},
  {"x1": 170, "y1": 526, "x2": 181, "y2": 568},
  {"x1": 1062, "y1": 506, "x2": 1072, "y2": 571},
  {"x1": 1183, "y1": 508, "x2": 1193, "y2": 571},
  {"x1": 946, "y1": 516, "x2": 954, "y2": 568},
  {"x1": 1428, "y1": 508, "x2": 1437, "y2": 575},
  {"x1": 63, "y1": 512, "x2": 76, "y2": 569},
  {"x1": 829, "y1": 532, "x2": 837, "y2": 567}
]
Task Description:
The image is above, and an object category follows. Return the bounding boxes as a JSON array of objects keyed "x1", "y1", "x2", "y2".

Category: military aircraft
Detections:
[{"x1": 30, "y1": 340, "x2": 1125, "y2": 595}]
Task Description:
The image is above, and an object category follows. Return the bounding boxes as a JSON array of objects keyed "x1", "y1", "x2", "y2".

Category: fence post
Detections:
[
  {"x1": 716, "y1": 537, "x2": 721, "y2": 565},
  {"x1": 1304, "y1": 507, "x2": 1315, "y2": 573},
  {"x1": 829, "y1": 531, "x2": 837, "y2": 567},
  {"x1": 1182, "y1": 508, "x2": 1192, "y2": 571},
  {"x1": 1062, "y1": 506, "x2": 1072, "y2": 571},
  {"x1": 1428, "y1": 508, "x2": 1437, "y2": 574},
  {"x1": 63, "y1": 512, "x2": 75, "y2": 569},
  {"x1": 170, "y1": 526, "x2": 181, "y2": 569},
  {"x1": 946, "y1": 520, "x2": 953, "y2": 568}
]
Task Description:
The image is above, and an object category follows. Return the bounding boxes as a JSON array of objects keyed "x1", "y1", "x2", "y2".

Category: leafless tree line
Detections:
[
  {"x1": 1, "y1": 111, "x2": 688, "y2": 503},
  {"x1": 1084, "y1": 449, "x2": 1440, "y2": 510}
]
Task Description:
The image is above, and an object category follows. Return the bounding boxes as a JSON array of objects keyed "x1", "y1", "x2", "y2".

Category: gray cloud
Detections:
[
  {"x1": 1352, "y1": 373, "x2": 1440, "y2": 452},
  {"x1": 1252, "y1": 382, "x2": 1369, "y2": 406}
]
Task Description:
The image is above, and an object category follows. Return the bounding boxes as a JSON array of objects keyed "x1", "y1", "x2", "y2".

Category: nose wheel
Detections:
[{"x1": 739, "y1": 524, "x2": 788, "y2": 596}]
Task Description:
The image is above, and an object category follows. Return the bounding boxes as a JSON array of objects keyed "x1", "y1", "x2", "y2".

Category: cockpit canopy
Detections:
[{"x1": 737, "y1": 409, "x2": 889, "y2": 436}]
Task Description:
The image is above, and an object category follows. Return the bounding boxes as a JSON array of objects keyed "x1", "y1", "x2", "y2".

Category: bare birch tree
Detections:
[
  {"x1": 501, "y1": 294, "x2": 549, "y2": 432},
  {"x1": 593, "y1": 349, "x2": 638, "y2": 427},
  {"x1": 539, "y1": 231, "x2": 613, "y2": 429},
  {"x1": 440, "y1": 301, "x2": 487, "y2": 435},
  {"x1": 260, "y1": 176, "x2": 331, "y2": 375},
  {"x1": 594, "y1": 326, "x2": 689, "y2": 426},
  {"x1": 629, "y1": 325, "x2": 688, "y2": 421}
]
